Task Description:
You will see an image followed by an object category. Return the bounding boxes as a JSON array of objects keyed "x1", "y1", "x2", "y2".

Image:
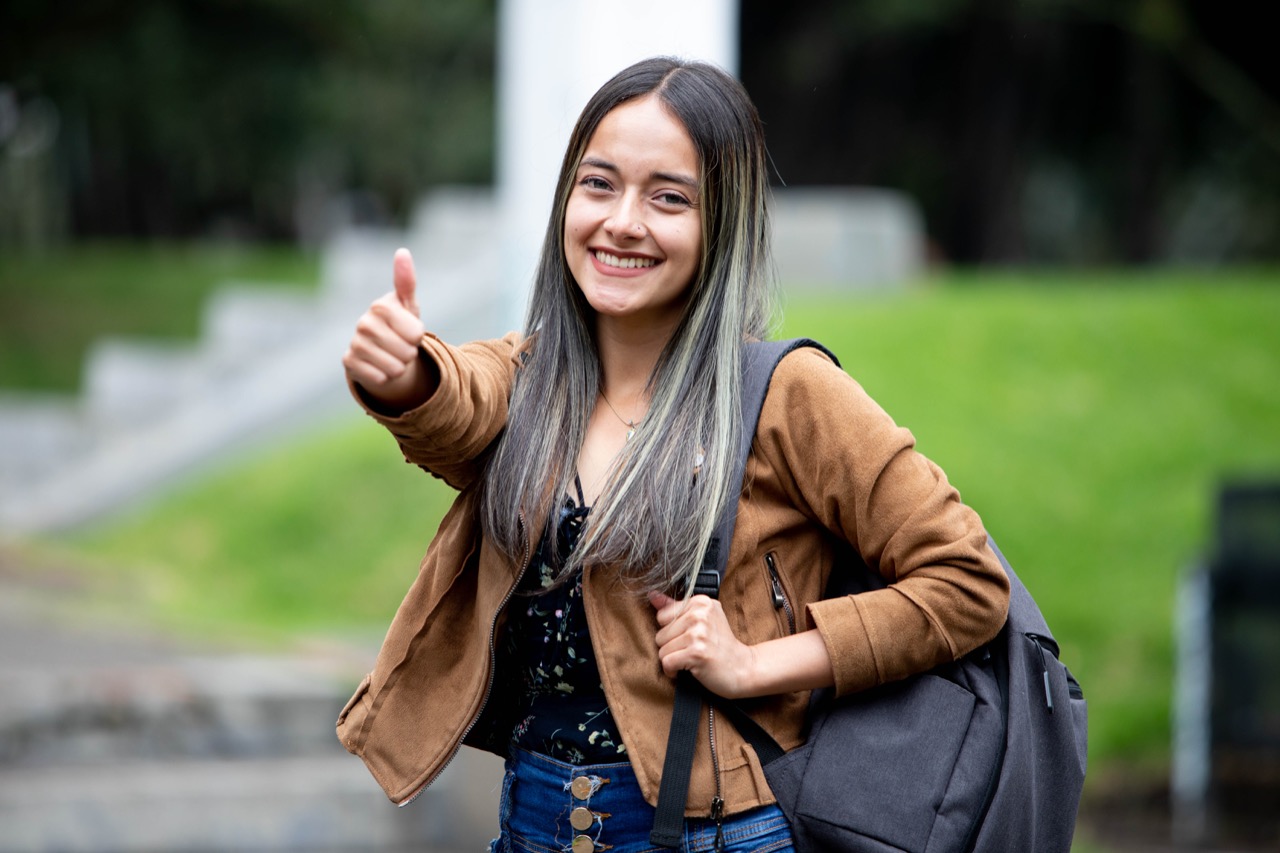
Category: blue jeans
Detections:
[{"x1": 489, "y1": 746, "x2": 794, "y2": 853}]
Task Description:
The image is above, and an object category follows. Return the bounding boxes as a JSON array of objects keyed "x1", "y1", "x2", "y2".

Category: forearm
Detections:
[{"x1": 738, "y1": 629, "x2": 835, "y2": 699}]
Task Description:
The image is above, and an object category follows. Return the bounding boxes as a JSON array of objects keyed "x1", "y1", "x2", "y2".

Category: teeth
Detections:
[{"x1": 595, "y1": 250, "x2": 656, "y2": 269}]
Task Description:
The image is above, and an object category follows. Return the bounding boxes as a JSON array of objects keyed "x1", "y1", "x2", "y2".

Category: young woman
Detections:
[{"x1": 339, "y1": 57, "x2": 1010, "y2": 853}]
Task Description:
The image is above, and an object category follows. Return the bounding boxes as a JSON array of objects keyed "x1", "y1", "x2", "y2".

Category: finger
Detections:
[
  {"x1": 655, "y1": 618, "x2": 708, "y2": 658},
  {"x1": 347, "y1": 333, "x2": 415, "y2": 380},
  {"x1": 342, "y1": 347, "x2": 390, "y2": 388},
  {"x1": 362, "y1": 302, "x2": 422, "y2": 358},
  {"x1": 659, "y1": 640, "x2": 709, "y2": 679},
  {"x1": 649, "y1": 590, "x2": 676, "y2": 611},
  {"x1": 659, "y1": 650, "x2": 684, "y2": 678},
  {"x1": 393, "y1": 248, "x2": 420, "y2": 317},
  {"x1": 656, "y1": 628, "x2": 689, "y2": 673},
  {"x1": 648, "y1": 591, "x2": 684, "y2": 628}
]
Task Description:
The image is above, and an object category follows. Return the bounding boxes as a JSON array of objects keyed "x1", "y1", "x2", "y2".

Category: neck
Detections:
[{"x1": 593, "y1": 315, "x2": 674, "y2": 406}]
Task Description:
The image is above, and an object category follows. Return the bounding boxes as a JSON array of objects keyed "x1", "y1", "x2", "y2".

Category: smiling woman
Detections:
[{"x1": 336, "y1": 56, "x2": 1010, "y2": 853}]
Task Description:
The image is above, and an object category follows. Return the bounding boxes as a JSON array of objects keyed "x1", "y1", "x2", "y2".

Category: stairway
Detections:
[
  {"x1": 0, "y1": 552, "x2": 503, "y2": 852},
  {"x1": 0, "y1": 187, "x2": 506, "y2": 536}
]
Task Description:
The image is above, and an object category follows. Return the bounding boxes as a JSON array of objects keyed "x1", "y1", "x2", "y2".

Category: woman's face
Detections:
[{"x1": 564, "y1": 95, "x2": 703, "y2": 336}]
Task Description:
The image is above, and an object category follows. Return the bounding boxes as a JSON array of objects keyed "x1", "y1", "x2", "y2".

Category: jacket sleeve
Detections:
[
  {"x1": 350, "y1": 331, "x2": 522, "y2": 491},
  {"x1": 755, "y1": 347, "x2": 1010, "y2": 697}
]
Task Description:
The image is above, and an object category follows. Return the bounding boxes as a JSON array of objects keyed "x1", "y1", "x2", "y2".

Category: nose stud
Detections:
[{"x1": 607, "y1": 217, "x2": 645, "y2": 240}]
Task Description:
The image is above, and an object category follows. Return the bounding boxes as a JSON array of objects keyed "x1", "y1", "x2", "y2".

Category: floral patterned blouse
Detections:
[{"x1": 495, "y1": 479, "x2": 628, "y2": 765}]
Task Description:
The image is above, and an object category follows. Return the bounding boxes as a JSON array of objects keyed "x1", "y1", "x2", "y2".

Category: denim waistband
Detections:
[{"x1": 494, "y1": 746, "x2": 793, "y2": 853}]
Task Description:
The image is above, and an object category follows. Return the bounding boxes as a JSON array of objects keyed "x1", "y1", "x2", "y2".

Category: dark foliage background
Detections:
[
  {"x1": 0, "y1": 0, "x2": 495, "y2": 241},
  {"x1": 2, "y1": 0, "x2": 1276, "y2": 263},
  {"x1": 740, "y1": 0, "x2": 1280, "y2": 264}
]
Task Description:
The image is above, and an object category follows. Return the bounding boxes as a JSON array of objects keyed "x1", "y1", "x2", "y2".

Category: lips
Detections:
[{"x1": 593, "y1": 249, "x2": 658, "y2": 270}]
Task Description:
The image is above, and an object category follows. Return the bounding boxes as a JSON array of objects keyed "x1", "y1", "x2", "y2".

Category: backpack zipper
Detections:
[
  {"x1": 1031, "y1": 631, "x2": 1084, "y2": 701},
  {"x1": 1027, "y1": 633, "x2": 1059, "y2": 714}
]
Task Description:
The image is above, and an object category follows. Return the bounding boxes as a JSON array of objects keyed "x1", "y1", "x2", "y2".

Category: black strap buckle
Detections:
[
  {"x1": 692, "y1": 568, "x2": 721, "y2": 597},
  {"x1": 690, "y1": 536, "x2": 723, "y2": 598}
]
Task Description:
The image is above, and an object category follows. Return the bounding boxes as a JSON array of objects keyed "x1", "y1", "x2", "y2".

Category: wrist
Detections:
[{"x1": 360, "y1": 354, "x2": 435, "y2": 415}]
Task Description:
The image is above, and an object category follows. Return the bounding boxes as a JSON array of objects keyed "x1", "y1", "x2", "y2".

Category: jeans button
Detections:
[
  {"x1": 571, "y1": 834, "x2": 594, "y2": 853},
  {"x1": 570, "y1": 776, "x2": 593, "y2": 800},
  {"x1": 570, "y1": 806, "x2": 594, "y2": 831}
]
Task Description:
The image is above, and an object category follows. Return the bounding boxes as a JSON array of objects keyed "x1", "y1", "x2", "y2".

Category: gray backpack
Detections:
[{"x1": 652, "y1": 339, "x2": 1088, "y2": 853}]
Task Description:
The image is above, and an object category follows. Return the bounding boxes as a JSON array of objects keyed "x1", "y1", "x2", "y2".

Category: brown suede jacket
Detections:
[{"x1": 336, "y1": 331, "x2": 1010, "y2": 816}]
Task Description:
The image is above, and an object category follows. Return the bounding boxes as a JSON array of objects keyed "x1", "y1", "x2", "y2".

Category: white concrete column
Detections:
[{"x1": 496, "y1": 0, "x2": 738, "y2": 330}]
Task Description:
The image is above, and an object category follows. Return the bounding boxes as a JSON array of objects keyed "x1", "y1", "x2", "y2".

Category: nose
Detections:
[{"x1": 604, "y1": 197, "x2": 646, "y2": 241}]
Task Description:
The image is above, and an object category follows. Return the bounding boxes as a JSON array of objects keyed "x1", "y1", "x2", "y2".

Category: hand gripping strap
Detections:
[{"x1": 649, "y1": 339, "x2": 836, "y2": 847}]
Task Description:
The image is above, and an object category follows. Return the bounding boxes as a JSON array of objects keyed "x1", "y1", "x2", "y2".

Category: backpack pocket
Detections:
[{"x1": 770, "y1": 659, "x2": 1004, "y2": 853}]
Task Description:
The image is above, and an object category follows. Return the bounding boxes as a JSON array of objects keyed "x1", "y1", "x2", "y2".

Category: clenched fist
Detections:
[{"x1": 342, "y1": 248, "x2": 436, "y2": 412}]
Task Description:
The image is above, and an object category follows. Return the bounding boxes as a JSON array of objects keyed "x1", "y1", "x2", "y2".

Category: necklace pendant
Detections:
[{"x1": 626, "y1": 425, "x2": 636, "y2": 442}]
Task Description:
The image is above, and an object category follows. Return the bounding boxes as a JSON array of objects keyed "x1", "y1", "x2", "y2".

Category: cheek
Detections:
[
  {"x1": 674, "y1": 215, "x2": 701, "y2": 252},
  {"x1": 675, "y1": 226, "x2": 702, "y2": 267},
  {"x1": 563, "y1": 212, "x2": 590, "y2": 255}
]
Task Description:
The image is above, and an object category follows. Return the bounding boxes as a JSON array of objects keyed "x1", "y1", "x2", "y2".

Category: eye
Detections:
[
  {"x1": 655, "y1": 190, "x2": 692, "y2": 208},
  {"x1": 578, "y1": 176, "x2": 612, "y2": 192}
]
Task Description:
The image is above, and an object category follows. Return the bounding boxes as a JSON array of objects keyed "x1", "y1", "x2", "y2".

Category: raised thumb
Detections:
[{"x1": 392, "y1": 248, "x2": 420, "y2": 317}]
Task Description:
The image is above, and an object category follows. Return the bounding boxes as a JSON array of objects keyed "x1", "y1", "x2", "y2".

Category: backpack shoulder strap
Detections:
[
  {"x1": 704, "y1": 338, "x2": 839, "y2": 584},
  {"x1": 650, "y1": 338, "x2": 836, "y2": 848}
]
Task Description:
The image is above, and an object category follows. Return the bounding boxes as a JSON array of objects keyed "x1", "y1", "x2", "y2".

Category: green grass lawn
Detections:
[
  {"x1": 0, "y1": 242, "x2": 320, "y2": 391},
  {"x1": 29, "y1": 266, "x2": 1280, "y2": 801},
  {"x1": 782, "y1": 269, "x2": 1280, "y2": 772}
]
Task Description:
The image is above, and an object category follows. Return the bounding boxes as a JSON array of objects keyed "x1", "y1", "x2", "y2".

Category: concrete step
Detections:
[
  {"x1": 0, "y1": 391, "x2": 85, "y2": 487},
  {"x1": 0, "y1": 555, "x2": 503, "y2": 852},
  {"x1": 0, "y1": 319, "x2": 359, "y2": 533},
  {"x1": 202, "y1": 284, "x2": 325, "y2": 359},
  {"x1": 0, "y1": 567, "x2": 351, "y2": 768},
  {"x1": 770, "y1": 187, "x2": 924, "y2": 288},
  {"x1": 0, "y1": 754, "x2": 497, "y2": 853},
  {"x1": 0, "y1": 654, "x2": 350, "y2": 767},
  {"x1": 82, "y1": 337, "x2": 207, "y2": 429}
]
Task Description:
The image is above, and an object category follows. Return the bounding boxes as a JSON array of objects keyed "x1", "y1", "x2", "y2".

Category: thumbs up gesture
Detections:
[{"x1": 342, "y1": 248, "x2": 435, "y2": 412}]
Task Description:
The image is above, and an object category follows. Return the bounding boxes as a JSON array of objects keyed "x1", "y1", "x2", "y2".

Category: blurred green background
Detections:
[{"x1": 3, "y1": 1, "x2": 1279, "y2": 851}]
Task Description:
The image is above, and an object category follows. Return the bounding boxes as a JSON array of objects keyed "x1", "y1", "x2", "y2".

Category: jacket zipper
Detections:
[
  {"x1": 708, "y1": 705, "x2": 725, "y2": 852},
  {"x1": 765, "y1": 552, "x2": 796, "y2": 635},
  {"x1": 399, "y1": 514, "x2": 534, "y2": 807}
]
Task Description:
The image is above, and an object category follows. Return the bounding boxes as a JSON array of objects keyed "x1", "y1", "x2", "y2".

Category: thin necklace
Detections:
[{"x1": 600, "y1": 391, "x2": 642, "y2": 441}]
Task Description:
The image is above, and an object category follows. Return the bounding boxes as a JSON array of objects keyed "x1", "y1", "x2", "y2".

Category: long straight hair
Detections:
[{"x1": 480, "y1": 57, "x2": 776, "y2": 595}]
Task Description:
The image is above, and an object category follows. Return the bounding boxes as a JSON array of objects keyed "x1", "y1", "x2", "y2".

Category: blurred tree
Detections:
[
  {"x1": 0, "y1": 0, "x2": 494, "y2": 241},
  {"x1": 740, "y1": 0, "x2": 1280, "y2": 264}
]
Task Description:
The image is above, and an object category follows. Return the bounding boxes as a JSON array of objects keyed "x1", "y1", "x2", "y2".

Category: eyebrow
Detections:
[{"x1": 579, "y1": 156, "x2": 699, "y2": 192}]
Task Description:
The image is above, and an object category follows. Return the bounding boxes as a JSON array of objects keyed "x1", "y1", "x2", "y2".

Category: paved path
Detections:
[{"x1": 0, "y1": 543, "x2": 500, "y2": 853}]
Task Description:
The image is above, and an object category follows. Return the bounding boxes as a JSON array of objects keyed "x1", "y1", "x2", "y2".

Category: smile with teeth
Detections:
[{"x1": 594, "y1": 250, "x2": 657, "y2": 269}]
